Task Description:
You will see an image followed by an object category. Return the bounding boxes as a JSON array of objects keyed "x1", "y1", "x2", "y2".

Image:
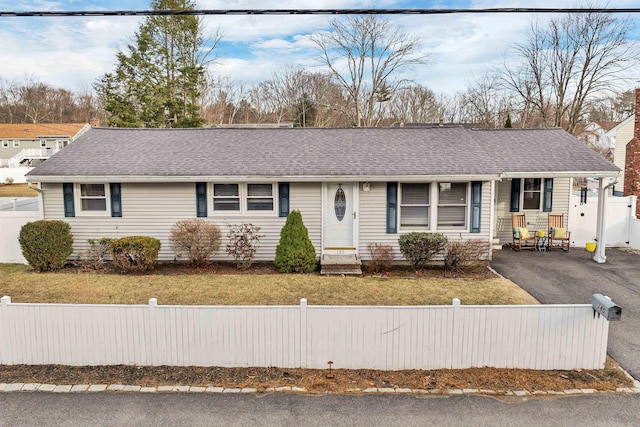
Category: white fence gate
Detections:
[
  {"x1": 0, "y1": 211, "x2": 41, "y2": 263},
  {"x1": 0, "y1": 297, "x2": 610, "y2": 370},
  {"x1": 569, "y1": 195, "x2": 639, "y2": 248}
]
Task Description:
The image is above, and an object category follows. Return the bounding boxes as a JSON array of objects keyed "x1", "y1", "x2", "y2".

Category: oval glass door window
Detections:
[{"x1": 334, "y1": 186, "x2": 346, "y2": 221}]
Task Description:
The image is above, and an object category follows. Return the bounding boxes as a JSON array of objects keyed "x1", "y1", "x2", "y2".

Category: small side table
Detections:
[{"x1": 536, "y1": 236, "x2": 548, "y2": 252}]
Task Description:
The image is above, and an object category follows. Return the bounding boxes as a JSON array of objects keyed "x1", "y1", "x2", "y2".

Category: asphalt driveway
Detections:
[{"x1": 491, "y1": 248, "x2": 640, "y2": 380}]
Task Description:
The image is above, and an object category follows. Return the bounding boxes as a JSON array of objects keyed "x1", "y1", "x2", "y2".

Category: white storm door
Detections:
[{"x1": 324, "y1": 183, "x2": 354, "y2": 249}]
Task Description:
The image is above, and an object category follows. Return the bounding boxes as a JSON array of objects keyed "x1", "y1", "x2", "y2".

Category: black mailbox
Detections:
[{"x1": 591, "y1": 294, "x2": 621, "y2": 321}]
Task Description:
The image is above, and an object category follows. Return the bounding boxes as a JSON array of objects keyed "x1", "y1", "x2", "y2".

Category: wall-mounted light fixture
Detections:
[{"x1": 362, "y1": 182, "x2": 371, "y2": 192}]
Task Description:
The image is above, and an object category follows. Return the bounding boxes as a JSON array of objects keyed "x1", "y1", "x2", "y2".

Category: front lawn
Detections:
[
  {"x1": 0, "y1": 264, "x2": 538, "y2": 306},
  {"x1": 0, "y1": 183, "x2": 38, "y2": 197}
]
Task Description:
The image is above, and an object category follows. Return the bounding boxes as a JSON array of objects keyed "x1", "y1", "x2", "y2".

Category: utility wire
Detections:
[{"x1": 0, "y1": 8, "x2": 639, "y2": 17}]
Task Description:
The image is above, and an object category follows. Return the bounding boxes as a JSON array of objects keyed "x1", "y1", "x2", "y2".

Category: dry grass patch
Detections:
[
  {"x1": 0, "y1": 183, "x2": 38, "y2": 197},
  {"x1": 0, "y1": 264, "x2": 538, "y2": 306}
]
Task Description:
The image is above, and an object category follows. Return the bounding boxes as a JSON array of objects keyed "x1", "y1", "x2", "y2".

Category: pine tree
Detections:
[
  {"x1": 274, "y1": 210, "x2": 317, "y2": 273},
  {"x1": 504, "y1": 113, "x2": 513, "y2": 128},
  {"x1": 95, "y1": 0, "x2": 219, "y2": 128}
]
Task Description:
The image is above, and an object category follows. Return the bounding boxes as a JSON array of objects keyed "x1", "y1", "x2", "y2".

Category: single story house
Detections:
[{"x1": 26, "y1": 127, "x2": 619, "y2": 264}]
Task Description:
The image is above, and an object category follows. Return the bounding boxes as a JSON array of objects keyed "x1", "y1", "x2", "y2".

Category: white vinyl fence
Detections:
[
  {"x1": 0, "y1": 211, "x2": 41, "y2": 263},
  {"x1": 569, "y1": 194, "x2": 639, "y2": 249},
  {"x1": 0, "y1": 297, "x2": 610, "y2": 370}
]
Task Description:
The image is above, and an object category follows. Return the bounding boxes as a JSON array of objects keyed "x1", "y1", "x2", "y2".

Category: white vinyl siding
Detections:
[
  {"x1": 41, "y1": 182, "x2": 322, "y2": 262},
  {"x1": 494, "y1": 178, "x2": 571, "y2": 244},
  {"x1": 612, "y1": 117, "x2": 634, "y2": 191},
  {"x1": 359, "y1": 181, "x2": 492, "y2": 261}
]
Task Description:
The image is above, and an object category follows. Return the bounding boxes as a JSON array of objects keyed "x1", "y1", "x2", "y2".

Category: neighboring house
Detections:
[
  {"x1": 609, "y1": 115, "x2": 635, "y2": 195},
  {"x1": 578, "y1": 121, "x2": 619, "y2": 155},
  {"x1": 25, "y1": 127, "x2": 619, "y2": 263},
  {"x1": 0, "y1": 123, "x2": 92, "y2": 168}
]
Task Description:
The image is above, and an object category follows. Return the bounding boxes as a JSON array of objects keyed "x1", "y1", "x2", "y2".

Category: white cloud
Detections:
[{"x1": 0, "y1": 0, "x2": 638, "y2": 96}]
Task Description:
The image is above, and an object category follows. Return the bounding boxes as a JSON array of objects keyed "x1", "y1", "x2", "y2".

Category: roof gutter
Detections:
[
  {"x1": 27, "y1": 174, "x2": 503, "y2": 184},
  {"x1": 500, "y1": 171, "x2": 620, "y2": 179}
]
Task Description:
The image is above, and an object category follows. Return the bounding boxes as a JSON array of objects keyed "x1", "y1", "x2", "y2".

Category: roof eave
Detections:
[
  {"x1": 501, "y1": 171, "x2": 620, "y2": 179},
  {"x1": 27, "y1": 173, "x2": 503, "y2": 183}
]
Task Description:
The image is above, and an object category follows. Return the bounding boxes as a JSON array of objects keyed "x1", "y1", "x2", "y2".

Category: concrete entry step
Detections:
[{"x1": 320, "y1": 254, "x2": 362, "y2": 276}]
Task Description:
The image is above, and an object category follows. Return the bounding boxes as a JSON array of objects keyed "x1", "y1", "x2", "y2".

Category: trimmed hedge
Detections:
[
  {"x1": 274, "y1": 210, "x2": 317, "y2": 273},
  {"x1": 110, "y1": 236, "x2": 161, "y2": 272},
  {"x1": 398, "y1": 232, "x2": 448, "y2": 270},
  {"x1": 18, "y1": 220, "x2": 74, "y2": 272}
]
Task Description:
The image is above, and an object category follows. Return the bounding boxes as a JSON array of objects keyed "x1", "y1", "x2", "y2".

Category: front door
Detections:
[{"x1": 324, "y1": 183, "x2": 355, "y2": 250}]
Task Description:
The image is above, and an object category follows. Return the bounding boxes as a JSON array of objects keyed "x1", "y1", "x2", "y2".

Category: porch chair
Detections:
[
  {"x1": 548, "y1": 214, "x2": 571, "y2": 252},
  {"x1": 511, "y1": 213, "x2": 536, "y2": 251}
]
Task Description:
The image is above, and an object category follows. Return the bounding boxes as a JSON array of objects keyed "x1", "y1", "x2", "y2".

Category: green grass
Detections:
[
  {"x1": 0, "y1": 183, "x2": 38, "y2": 197},
  {"x1": 0, "y1": 264, "x2": 538, "y2": 306}
]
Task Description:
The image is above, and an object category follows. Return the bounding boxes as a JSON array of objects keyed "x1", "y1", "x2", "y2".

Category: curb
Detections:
[{"x1": 1, "y1": 382, "x2": 639, "y2": 396}]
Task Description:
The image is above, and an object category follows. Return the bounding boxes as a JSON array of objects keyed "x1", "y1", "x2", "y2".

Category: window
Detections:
[
  {"x1": 247, "y1": 183, "x2": 274, "y2": 211},
  {"x1": 79, "y1": 184, "x2": 107, "y2": 212},
  {"x1": 400, "y1": 183, "x2": 430, "y2": 228},
  {"x1": 523, "y1": 178, "x2": 541, "y2": 210},
  {"x1": 213, "y1": 184, "x2": 240, "y2": 211},
  {"x1": 437, "y1": 182, "x2": 467, "y2": 229},
  {"x1": 1, "y1": 140, "x2": 7, "y2": 148},
  {"x1": 13, "y1": 140, "x2": 19, "y2": 148},
  {"x1": 40, "y1": 140, "x2": 47, "y2": 148},
  {"x1": 211, "y1": 183, "x2": 276, "y2": 214}
]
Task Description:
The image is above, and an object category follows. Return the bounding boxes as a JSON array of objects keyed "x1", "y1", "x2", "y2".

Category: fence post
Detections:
[
  {"x1": 148, "y1": 298, "x2": 158, "y2": 366},
  {"x1": 300, "y1": 298, "x2": 307, "y2": 368},
  {"x1": 1, "y1": 295, "x2": 10, "y2": 306},
  {"x1": 451, "y1": 298, "x2": 461, "y2": 369}
]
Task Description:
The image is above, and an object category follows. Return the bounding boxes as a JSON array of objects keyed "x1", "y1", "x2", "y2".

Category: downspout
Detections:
[{"x1": 593, "y1": 177, "x2": 618, "y2": 263}]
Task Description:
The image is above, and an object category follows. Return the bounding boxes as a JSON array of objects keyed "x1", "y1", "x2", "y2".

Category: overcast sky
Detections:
[{"x1": 0, "y1": 0, "x2": 639, "y2": 95}]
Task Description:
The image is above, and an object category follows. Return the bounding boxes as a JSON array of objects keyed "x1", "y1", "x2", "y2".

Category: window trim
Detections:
[
  {"x1": 436, "y1": 182, "x2": 469, "y2": 231},
  {"x1": 522, "y1": 178, "x2": 542, "y2": 211},
  {"x1": 209, "y1": 182, "x2": 277, "y2": 216},
  {"x1": 74, "y1": 183, "x2": 111, "y2": 216},
  {"x1": 40, "y1": 139, "x2": 47, "y2": 148},
  {"x1": 12, "y1": 140, "x2": 19, "y2": 148},
  {"x1": 1, "y1": 140, "x2": 8, "y2": 148}
]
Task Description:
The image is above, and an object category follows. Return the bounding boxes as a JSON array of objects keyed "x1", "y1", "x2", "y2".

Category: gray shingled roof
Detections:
[{"x1": 27, "y1": 127, "x2": 619, "y2": 180}]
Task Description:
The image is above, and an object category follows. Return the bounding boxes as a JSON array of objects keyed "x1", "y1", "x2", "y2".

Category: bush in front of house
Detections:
[
  {"x1": 110, "y1": 236, "x2": 161, "y2": 272},
  {"x1": 367, "y1": 243, "x2": 394, "y2": 274},
  {"x1": 169, "y1": 219, "x2": 221, "y2": 266},
  {"x1": 274, "y1": 210, "x2": 317, "y2": 273},
  {"x1": 79, "y1": 237, "x2": 114, "y2": 270},
  {"x1": 226, "y1": 223, "x2": 264, "y2": 270},
  {"x1": 444, "y1": 239, "x2": 491, "y2": 272},
  {"x1": 398, "y1": 232, "x2": 448, "y2": 270},
  {"x1": 18, "y1": 220, "x2": 74, "y2": 272}
]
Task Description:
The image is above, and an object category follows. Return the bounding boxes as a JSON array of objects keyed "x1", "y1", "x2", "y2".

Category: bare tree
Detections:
[
  {"x1": 310, "y1": 15, "x2": 425, "y2": 127},
  {"x1": 503, "y1": 10, "x2": 638, "y2": 134},
  {"x1": 386, "y1": 84, "x2": 442, "y2": 124}
]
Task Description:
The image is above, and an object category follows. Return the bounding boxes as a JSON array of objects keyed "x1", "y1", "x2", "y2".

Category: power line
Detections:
[{"x1": 0, "y1": 8, "x2": 639, "y2": 18}]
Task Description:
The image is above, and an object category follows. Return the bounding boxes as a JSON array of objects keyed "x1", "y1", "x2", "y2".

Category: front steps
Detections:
[{"x1": 320, "y1": 254, "x2": 362, "y2": 276}]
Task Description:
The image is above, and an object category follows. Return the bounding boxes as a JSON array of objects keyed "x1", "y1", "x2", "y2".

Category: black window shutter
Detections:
[
  {"x1": 470, "y1": 181, "x2": 482, "y2": 233},
  {"x1": 110, "y1": 183, "x2": 122, "y2": 217},
  {"x1": 278, "y1": 182, "x2": 290, "y2": 217},
  {"x1": 510, "y1": 179, "x2": 521, "y2": 212},
  {"x1": 387, "y1": 182, "x2": 398, "y2": 234},
  {"x1": 196, "y1": 182, "x2": 207, "y2": 217},
  {"x1": 63, "y1": 183, "x2": 75, "y2": 218},
  {"x1": 543, "y1": 178, "x2": 553, "y2": 212}
]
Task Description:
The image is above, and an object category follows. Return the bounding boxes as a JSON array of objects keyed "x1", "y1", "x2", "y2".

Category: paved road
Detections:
[
  {"x1": 0, "y1": 393, "x2": 639, "y2": 426},
  {"x1": 491, "y1": 248, "x2": 640, "y2": 380}
]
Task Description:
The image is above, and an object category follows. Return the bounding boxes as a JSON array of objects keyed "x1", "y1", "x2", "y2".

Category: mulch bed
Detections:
[{"x1": 0, "y1": 359, "x2": 632, "y2": 393}]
